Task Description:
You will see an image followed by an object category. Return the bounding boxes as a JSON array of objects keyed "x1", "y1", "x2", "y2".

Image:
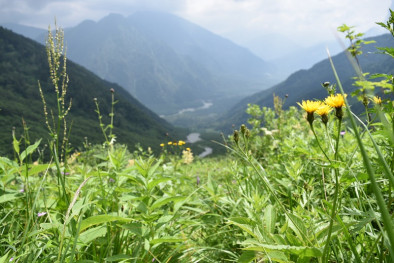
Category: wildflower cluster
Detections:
[
  {"x1": 297, "y1": 93, "x2": 346, "y2": 125},
  {"x1": 160, "y1": 140, "x2": 186, "y2": 147}
]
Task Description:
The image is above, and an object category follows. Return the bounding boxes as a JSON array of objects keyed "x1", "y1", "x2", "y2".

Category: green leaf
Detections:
[
  {"x1": 105, "y1": 254, "x2": 133, "y2": 262},
  {"x1": 0, "y1": 193, "x2": 22, "y2": 204},
  {"x1": 121, "y1": 222, "x2": 144, "y2": 237},
  {"x1": 265, "y1": 204, "x2": 276, "y2": 234},
  {"x1": 148, "y1": 159, "x2": 162, "y2": 177},
  {"x1": 79, "y1": 225, "x2": 107, "y2": 244},
  {"x1": 147, "y1": 177, "x2": 172, "y2": 191},
  {"x1": 0, "y1": 252, "x2": 10, "y2": 263},
  {"x1": 150, "y1": 196, "x2": 186, "y2": 210},
  {"x1": 150, "y1": 237, "x2": 184, "y2": 245},
  {"x1": 20, "y1": 139, "x2": 41, "y2": 162},
  {"x1": 238, "y1": 250, "x2": 256, "y2": 263},
  {"x1": 79, "y1": 215, "x2": 132, "y2": 233},
  {"x1": 228, "y1": 217, "x2": 257, "y2": 238},
  {"x1": 286, "y1": 214, "x2": 307, "y2": 243},
  {"x1": 12, "y1": 135, "x2": 20, "y2": 155},
  {"x1": 144, "y1": 238, "x2": 150, "y2": 251},
  {"x1": 21, "y1": 163, "x2": 54, "y2": 177},
  {"x1": 244, "y1": 244, "x2": 322, "y2": 258}
]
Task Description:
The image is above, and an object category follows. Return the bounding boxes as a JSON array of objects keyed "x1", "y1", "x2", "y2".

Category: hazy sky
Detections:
[{"x1": 0, "y1": 0, "x2": 392, "y2": 47}]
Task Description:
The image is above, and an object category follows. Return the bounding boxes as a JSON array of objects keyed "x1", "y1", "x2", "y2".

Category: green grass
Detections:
[{"x1": 1, "y1": 16, "x2": 394, "y2": 263}]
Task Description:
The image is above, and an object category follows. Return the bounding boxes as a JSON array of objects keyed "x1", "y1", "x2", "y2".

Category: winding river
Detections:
[{"x1": 186, "y1": 133, "x2": 213, "y2": 158}]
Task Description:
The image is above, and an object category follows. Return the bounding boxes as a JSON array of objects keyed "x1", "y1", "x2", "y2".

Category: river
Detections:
[{"x1": 186, "y1": 132, "x2": 213, "y2": 158}]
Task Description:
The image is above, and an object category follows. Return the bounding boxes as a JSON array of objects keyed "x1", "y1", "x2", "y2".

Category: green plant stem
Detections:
[
  {"x1": 322, "y1": 118, "x2": 342, "y2": 262},
  {"x1": 310, "y1": 124, "x2": 331, "y2": 163}
]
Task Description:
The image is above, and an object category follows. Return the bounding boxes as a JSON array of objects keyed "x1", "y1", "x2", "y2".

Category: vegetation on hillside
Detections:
[
  {"x1": 0, "y1": 26, "x2": 181, "y2": 157},
  {"x1": 1, "y1": 11, "x2": 394, "y2": 263}
]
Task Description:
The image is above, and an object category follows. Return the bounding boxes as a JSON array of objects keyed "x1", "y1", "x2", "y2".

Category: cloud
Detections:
[{"x1": 0, "y1": 0, "x2": 392, "y2": 46}]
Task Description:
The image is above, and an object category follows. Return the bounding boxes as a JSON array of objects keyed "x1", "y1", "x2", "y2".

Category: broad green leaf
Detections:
[
  {"x1": 20, "y1": 139, "x2": 41, "y2": 162},
  {"x1": 157, "y1": 215, "x2": 173, "y2": 224},
  {"x1": 147, "y1": 159, "x2": 162, "y2": 177},
  {"x1": 150, "y1": 196, "x2": 186, "y2": 210},
  {"x1": 79, "y1": 215, "x2": 132, "y2": 233},
  {"x1": 20, "y1": 163, "x2": 54, "y2": 177},
  {"x1": 238, "y1": 250, "x2": 256, "y2": 263},
  {"x1": 0, "y1": 193, "x2": 22, "y2": 204},
  {"x1": 147, "y1": 177, "x2": 172, "y2": 191},
  {"x1": 122, "y1": 222, "x2": 145, "y2": 237},
  {"x1": 0, "y1": 252, "x2": 9, "y2": 263},
  {"x1": 265, "y1": 204, "x2": 276, "y2": 234},
  {"x1": 79, "y1": 225, "x2": 107, "y2": 244},
  {"x1": 144, "y1": 238, "x2": 150, "y2": 251}
]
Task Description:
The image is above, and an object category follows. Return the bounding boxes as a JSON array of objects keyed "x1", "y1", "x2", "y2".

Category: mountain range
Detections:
[
  {"x1": 13, "y1": 12, "x2": 277, "y2": 118},
  {"x1": 0, "y1": 26, "x2": 181, "y2": 156}
]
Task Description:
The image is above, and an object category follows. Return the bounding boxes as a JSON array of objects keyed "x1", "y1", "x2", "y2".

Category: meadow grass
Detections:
[{"x1": 1, "y1": 15, "x2": 394, "y2": 263}]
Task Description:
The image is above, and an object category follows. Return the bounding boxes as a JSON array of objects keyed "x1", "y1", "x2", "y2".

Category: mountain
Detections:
[
  {"x1": 127, "y1": 11, "x2": 277, "y2": 85},
  {"x1": 28, "y1": 12, "x2": 279, "y2": 118},
  {"x1": 269, "y1": 41, "x2": 343, "y2": 78},
  {"x1": 0, "y1": 26, "x2": 181, "y2": 157},
  {"x1": 220, "y1": 33, "x2": 394, "y2": 130},
  {"x1": 240, "y1": 33, "x2": 303, "y2": 61},
  {"x1": 1, "y1": 23, "x2": 46, "y2": 40}
]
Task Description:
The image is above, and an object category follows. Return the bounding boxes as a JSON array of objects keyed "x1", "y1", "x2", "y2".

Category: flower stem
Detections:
[
  {"x1": 310, "y1": 123, "x2": 331, "y2": 163},
  {"x1": 322, "y1": 119, "x2": 342, "y2": 262}
]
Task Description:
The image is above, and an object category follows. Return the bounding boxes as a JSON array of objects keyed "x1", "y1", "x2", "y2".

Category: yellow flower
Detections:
[
  {"x1": 325, "y1": 94, "x2": 346, "y2": 109},
  {"x1": 325, "y1": 94, "x2": 346, "y2": 119},
  {"x1": 178, "y1": 140, "x2": 186, "y2": 146},
  {"x1": 316, "y1": 104, "x2": 332, "y2": 116},
  {"x1": 372, "y1": 96, "x2": 382, "y2": 105},
  {"x1": 316, "y1": 104, "x2": 332, "y2": 125},
  {"x1": 160, "y1": 143, "x2": 165, "y2": 147},
  {"x1": 173, "y1": 142, "x2": 178, "y2": 146},
  {"x1": 186, "y1": 147, "x2": 191, "y2": 151},
  {"x1": 297, "y1": 100, "x2": 322, "y2": 125},
  {"x1": 297, "y1": 100, "x2": 322, "y2": 114},
  {"x1": 168, "y1": 142, "x2": 172, "y2": 145}
]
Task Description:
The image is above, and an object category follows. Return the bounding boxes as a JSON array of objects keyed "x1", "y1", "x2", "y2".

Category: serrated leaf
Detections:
[
  {"x1": 265, "y1": 204, "x2": 276, "y2": 234},
  {"x1": 286, "y1": 214, "x2": 307, "y2": 243},
  {"x1": 228, "y1": 217, "x2": 257, "y2": 238}
]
